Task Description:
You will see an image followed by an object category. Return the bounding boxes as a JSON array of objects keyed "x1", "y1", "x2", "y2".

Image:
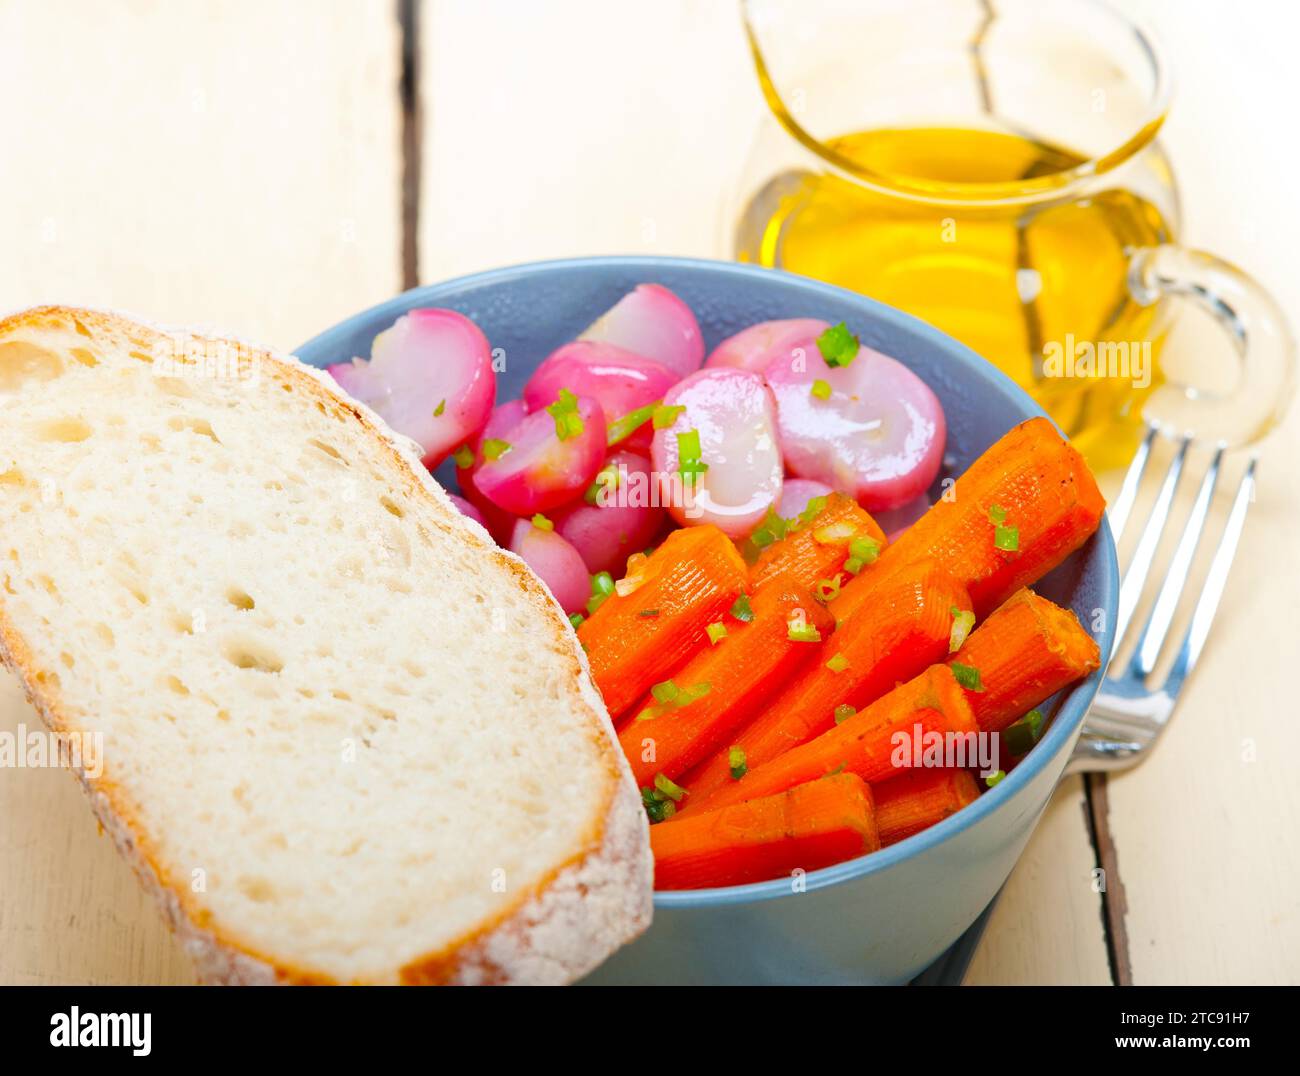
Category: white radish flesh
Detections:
[{"x1": 580, "y1": 284, "x2": 704, "y2": 379}]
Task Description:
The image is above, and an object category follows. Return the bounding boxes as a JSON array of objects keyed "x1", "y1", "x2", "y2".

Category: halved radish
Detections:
[
  {"x1": 580, "y1": 284, "x2": 704, "y2": 379},
  {"x1": 705, "y1": 318, "x2": 831, "y2": 374},
  {"x1": 508, "y1": 519, "x2": 590, "y2": 615},
  {"x1": 778, "y1": 478, "x2": 836, "y2": 521},
  {"x1": 473, "y1": 394, "x2": 607, "y2": 516},
  {"x1": 766, "y1": 339, "x2": 945, "y2": 512},
  {"x1": 551, "y1": 450, "x2": 665, "y2": 575},
  {"x1": 522, "y1": 341, "x2": 676, "y2": 454},
  {"x1": 326, "y1": 308, "x2": 495, "y2": 469},
  {"x1": 650, "y1": 368, "x2": 783, "y2": 537},
  {"x1": 455, "y1": 399, "x2": 528, "y2": 542}
]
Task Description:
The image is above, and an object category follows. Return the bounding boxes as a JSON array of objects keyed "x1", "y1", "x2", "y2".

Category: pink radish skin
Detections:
[
  {"x1": 446, "y1": 493, "x2": 488, "y2": 529},
  {"x1": 778, "y1": 478, "x2": 836, "y2": 521},
  {"x1": 456, "y1": 399, "x2": 529, "y2": 542},
  {"x1": 651, "y1": 368, "x2": 783, "y2": 537},
  {"x1": 580, "y1": 284, "x2": 704, "y2": 379},
  {"x1": 551, "y1": 450, "x2": 665, "y2": 575},
  {"x1": 523, "y1": 341, "x2": 677, "y2": 454},
  {"x1": 473, "y1": 396, "x2": 607, "y2": 516},
  {"x1": 326, "y1": 308, "x2": 495, "y2": 469},
  {"x1": 766, "y1": 343, "x2": 946, "y2": 512},
  {"x1": 508, "y1": 520, "x2": 590, "y2": 615},
  {"x1": 705, "y1": 318, "x2": 831, "y2": 374}
]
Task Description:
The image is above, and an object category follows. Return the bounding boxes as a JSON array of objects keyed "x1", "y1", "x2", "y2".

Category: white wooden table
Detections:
[{"x1": 1, "y1": 0, "x2": 1296, "y2": 985}]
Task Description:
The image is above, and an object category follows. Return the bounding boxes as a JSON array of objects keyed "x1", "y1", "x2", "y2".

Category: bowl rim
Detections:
[{"x1": 295, "y1": 253, "x2": 1120, "y2": 909}]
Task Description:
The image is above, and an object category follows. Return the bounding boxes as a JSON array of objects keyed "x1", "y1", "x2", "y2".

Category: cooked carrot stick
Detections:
[
  {"x1": 618, "y1": 584, "x2": 832, "y2": 784},
  {"x1": 872, "y1": 768, "x2": 981, "y2": 846},
  {"x1": 947, "y1": 587, "x2": 1101, "y2": 732},
  {"x1": 833, "y1": 417, "x2": 1105, "y2": 621},
  {"x1": 748, "y1": 492, "x2": 886, "y2": 595},
  {"x1": 651, "y1": 773, "x2": 880, "y2": 889},
  {"x1": 681, "y1": 560, "x2": 970, "y2": 802},
  {"x1": 685, "y1": 665, "x2": 976, "y2": 815},
  {"x1": 577, "y1": 524, "x2": 747, "y2": 720}
]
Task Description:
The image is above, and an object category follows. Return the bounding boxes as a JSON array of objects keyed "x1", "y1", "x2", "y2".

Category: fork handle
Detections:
[{"x1": 1128, "y1": 245, "x2": 1296, "y2": 445}]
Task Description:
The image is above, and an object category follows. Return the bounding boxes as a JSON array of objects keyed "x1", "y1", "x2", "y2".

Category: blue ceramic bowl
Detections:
[{"x1": 297, "y1": 256, "x2": 1118, "y2": 985}]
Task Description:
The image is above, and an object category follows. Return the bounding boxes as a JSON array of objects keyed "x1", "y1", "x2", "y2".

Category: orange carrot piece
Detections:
[
  {"x1": 833, "y1": 417, "x2": 1105, "y2": 621},
  {"x1": 681, "y1": 560, "x2": 970, "y2": 802},
  {"x1": 948, "y1": 587, "x2": 1101, "y2": 732},
  {"x1": 685, "y1": 665, "x2": 976, "y2": 815},
  {"x1": 651, "y1": 773, "x2": 880, "y2": 889},
  {"x1": 577, "y1": 525, "x2": 747, "y2": 720},
  {"x1": 872, "y1": 769, "x2": 981, "y2": 846},
  {"x1": 618, "y1": 585, "x2": 832, "y2": 783},
  {"x1": 748, "y1": 492, "x2": 886, "y2": 595}
]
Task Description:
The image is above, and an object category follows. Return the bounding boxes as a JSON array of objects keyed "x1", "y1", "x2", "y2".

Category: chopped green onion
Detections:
[
  {"x1": 677, "y1": 681, "x2": 712, "y2": 706},
  {"x1": 584, "y1": 461, "x2": 622, "y2": 505},
  {"x1": 949, "y1": 607, "x2": 976, "y2": 653},
  {"x1": 741, "y1": 508, "x2": 789, "y2": 563},
  {"x1": 849, "y1": 536, "x2": 880, "y2": 564},
  {"x1": 452, "y1": 444, "x2": 474, "y2": 469},
  {"x1": 641, "y1": 786, "x2": 674, "y2": 823},
  {"x1": 826, "y1": 652, "x2": 849, "y2": 673},
  {"x1": 652, "y1": 403, "x2": 686, "y2": 429},
  {"x1": 1002, "y1": 708, "x2": 1046, "y2": 757},
  {"x1": 817, "y1": 322, "x2": 860, "y2": 367},
  {"x1": 787, "y1": 619, "x2": 822, "y2": 643},
  {"x1": 606, "y1": 402, "x2": 657, "y2": 445},
  {"x1": 706, "y1": 622, "x2": 728, "y2": 645},
  {"x1": 481, "y1": 437, "x2": 512, "y2": 462},
  {"x1": 810, "y1": 378, "x2": 833, "y2": 400},
  {"x1": 729, "y1": 593, "x2": 754, "y2": 623},
  {"x1": 651, "y1": 679, "x2": 680, "y2": 704},
  {"x1": 843, "y1": 556, "x2": 865, "y2": 575},
  {"x1": 812, "y1": 520, "x2": 857, "y2": 544},
  {"x1": 546, "y1": 387, "x2": 584, "y2": 441},
  {"x1": 592, "y1": 571, "x2": 615, "y2": 596},
  {"x1": 792, "y1": 495, "x2": 829, "y2": 530},
  {"x1": 813, "y1": 574, "x2": 843, "y2": 603},
  {"x1": 531, "y1": 513, "x2": 553, "y2": 531},
  {"x1": 654, "y1": 772, "x2": 687, "y2": 802},
  {"x1": 728, "y1": 746, "x2": 747, "y2": 781},
  {"x1": 568, "y1": 612, "x2": 585, "y2": 630},
  {"x1": 994, "y1": 524, "x2": 1020, "y2": 551},
  {"x1": 433, "y1": 398, "x2": 446, "y2": 417},
  {"x1": 950, "y1": 662, "x2": 986, "y2": 692},
  {"x1": 985, "y1": 770, "x2": 1006, "y2": 789},
  {"x1": 585, "y1": 593, "x2": 608, "y2": 615},
  {"x1": 633, "y1": 706, "x2": 658, "y2": 723},
  {"x1": 676, "y1": 428, "x2": 709, "y2": 486},
  {"x1": 988, "y1": 504, "x2": 1008, "y2": 523},
  {"x1": 834, "y1": 704, "x2": 856, "y2": 724}
]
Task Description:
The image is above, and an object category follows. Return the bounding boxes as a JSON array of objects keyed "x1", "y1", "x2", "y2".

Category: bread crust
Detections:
[{"x1": 0, "y1": 305, "x2": 653, "y2": 985}]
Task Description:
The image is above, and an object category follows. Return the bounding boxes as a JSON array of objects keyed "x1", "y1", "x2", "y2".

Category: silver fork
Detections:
[{"x1": 1065, "y1": 423, "x2": 1258, "y2": 774}]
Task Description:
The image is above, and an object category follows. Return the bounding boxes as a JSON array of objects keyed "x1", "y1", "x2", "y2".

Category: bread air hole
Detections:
[
  {"x1": 306, "y1": 438, "x2": 347, "y2": 466},
  {"x1": 225, "y1": 587, "x2": 255, "y2": 611},
  {"x1": 69, "y1": 347, "x2": 100, "y2": 368},
  {"x1": 379, "y1": 495, "x2": 405, "y2": 518},
  {"x1": 221, "y1": 636, "x2": 284, "y2": 675},
  {"x1": 168, "y1": 415, "x2": 221, "y2": 443},
  {"x1": 34, "y1": 417, "x2": 93, "y2": 443},
  {"x1": 0, "y1": 341, "x2": 64, "y2": 392}
]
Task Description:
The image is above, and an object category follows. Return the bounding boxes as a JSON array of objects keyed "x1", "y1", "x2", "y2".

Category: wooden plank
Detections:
[{"x1": 0, "y1": 0, "x2": 403, "y2": 985}]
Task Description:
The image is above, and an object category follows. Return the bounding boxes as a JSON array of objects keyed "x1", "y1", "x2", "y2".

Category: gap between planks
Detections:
[
  {"x1": 399, "y1": 0, "x2": 421, "y2": 290},
  {"x1": 1084, "y1": 773, "x2": 1133, "y2": 985}
]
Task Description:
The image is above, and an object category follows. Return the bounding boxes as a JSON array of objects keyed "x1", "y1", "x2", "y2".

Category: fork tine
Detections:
[
  {"x1": 1163, "y1": 456, "x2": 1257, "y2": 695},
  {"x1": 1108, "y1": 422, "x2": 1158, "y2": 542},
  {"x1": 1114, "y1": 432, "x2": 1190, "y2": 646},
  {"x1": 1131, "y1": 444, "x2": 1225, "y2": 677}
]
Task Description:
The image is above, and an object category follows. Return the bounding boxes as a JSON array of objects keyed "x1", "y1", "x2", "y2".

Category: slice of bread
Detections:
[{"x1": 0, "y1": 306, "x2": 651, "y2": 984}]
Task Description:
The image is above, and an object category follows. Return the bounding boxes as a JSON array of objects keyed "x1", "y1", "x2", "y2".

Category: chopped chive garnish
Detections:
[
  {"x1": 787, "y1": 619, "x2": 822, "y2": 643},
  {"x1": 994, "y1": 524, "x2": 1020, "y2": 551},
  {"x1": 638, "y1": 608, "x2": 660, "y2": 618},
  {"x1": 793, "y1": 495, "x2": 828, "y2": 530},
  {"x1": 729, "y1": 593, "x2": 754, "y2": 623},
  {"x1": 568, "y1": 612, "x2": 585, "y2": 630},
  {"x1": 810, "y1": 378, "x2": 833, "y2": 400},
  {"x1": 676, "y1": 428, "x2": 708, "y2": 486},
  {"x1": 849, "y1": 536, "x2": 880, "y2": 564},
  {"x1": 585, "y1": 593, "x2": 608, "y2": 615},
  {"x1": 706, "y1": 621, "x2": 728, "y2": 645},
  {"x1": 433, "y1": 398, "x2": 446, "y2": 417},
  {"x1": 654, "y1": 773, "x2": 687, "y2": 802},
  {"x1": 1003, "y1": 708, "x2": 1046, "y2": 757},
  {"x1": 985, "y1": 770, "x2": 1006, "y2": 789},
  {"x1": 531, "y1": 513, "x2": 553, "y2": 531},
  {"x1": 634, "y1": 706, "x2": 658, "y2": 723},
  {"x1": 729, "y1": 746, "x2": 747, "y2": 781},
  {"x1": 481, "y1": 438, "x2": 512, "y2": 461},
  {"x1": 546, "y1": 388, "x2": 585, "y2": 441},
  {"x1": 812, "y1": 520, "x2": 857, "y2": 544},
  {"x1": 452, "y1": 444, "x2": 474, "y2": 469},
  {"x1": 592, "y1": 571, "x2": 615, "y2": 596},
  {"x1": 826, "y1": 652, "x2": 849, "y2": 673},
  {"x1": 651, "y1": 679, "x2": 680, "y2": 704},
  {"x1": 988, "y1": 504, "x2": 1008, "y2": 523},
  {"x1": 813, "y1": 574, "x2": 843, "y2": 603},
  {"x1": 741, "y1": 507, "x2": 789, "y2": 563},
  {"x1": 641, "y1": 786, "x2": 674, "y2": 823},
  {"x1": 817, "y1": 322, "x2": 860, "y2": 367},
  {"x1": 949, "y1": 608, "x2": 976, "y2": 653},
  {"x1": 951, "y1": 662, "x2": 986, "y2": 692},
  {"x1": 833, "y1": 704, "x2": 856, "y2": 725},
  {"x1": 652, "y1": 403, "x2": 686, "y2": 429},
  {"x1": 827, "y1": 763, "x2": 847, "y2": 776},
  {"x1": 843, "y1": 556, "x2": 865, "y2": 575},
  {"x1": 584, "y1": 461, "x2": 621, "y2": 504},
  {"x1": 677, "y1": 682, "x2": 712, "y2": 706},
  {"x1": 606, "y1": 402, "x2": 657, "y2": 445}
]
